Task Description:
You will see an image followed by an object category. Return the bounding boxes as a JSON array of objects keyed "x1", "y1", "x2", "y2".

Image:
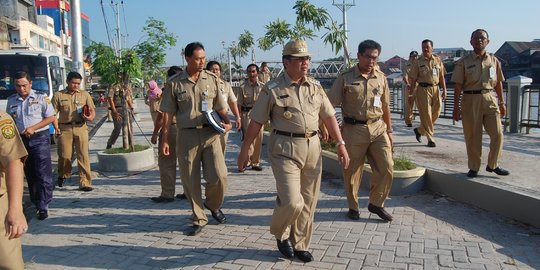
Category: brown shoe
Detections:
[
  {"x1": 368, "y1": 203, "x2": 393, "y2": 221},
  {"x1": 346, "y1": 209, "x2": 360, "y2": 220},
  {"x1": 79, "y1": 186, "x2": 94, "y2": 192}
]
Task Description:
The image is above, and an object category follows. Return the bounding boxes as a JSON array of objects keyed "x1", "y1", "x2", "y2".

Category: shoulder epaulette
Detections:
[
  {"x1": 204, "y1": 70, "x2": 218, "y2": 79},
  {"x1": 307, "y1": 77, "x2": 321, "y2": 86},
  {"x1": 266, "y1": 80, "x2": 278, "y2": 90}
]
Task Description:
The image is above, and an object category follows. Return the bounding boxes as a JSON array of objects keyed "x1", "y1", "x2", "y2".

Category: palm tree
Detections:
[{"x1": 257, "y1": 19, "x2": 292, "y2": 51}]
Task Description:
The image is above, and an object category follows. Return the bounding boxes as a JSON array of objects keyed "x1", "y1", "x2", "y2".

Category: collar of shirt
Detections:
[
  {"x1": 473, "y1": 52, "x2": 488, "y2": 60},
  {"x1": 16, "y1": 89, "x2": 37, "y2": 101},
  {"x1": 283, "y1": 72, "x2": 310, "y2": 87},
  {"x1": 354, "y1": 65, "x2": 380, "y2": 80}
]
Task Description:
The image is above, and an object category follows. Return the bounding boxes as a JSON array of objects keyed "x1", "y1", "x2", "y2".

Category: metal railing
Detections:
[{"x1": 520, "y1": 84, "x2": 540, "y2": 133}]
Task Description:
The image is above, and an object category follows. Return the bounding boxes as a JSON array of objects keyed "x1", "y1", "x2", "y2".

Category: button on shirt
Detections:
[
  {"x1": 6, "y1": 90, "x2": 55, "y2": 133},
  {"x1": 250, "y1": 73, "x2": 335, "y2": 134}
]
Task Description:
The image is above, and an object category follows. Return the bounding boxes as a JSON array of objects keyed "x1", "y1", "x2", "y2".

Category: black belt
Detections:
[
  {"x1": 463, "y1": 90, "x2": 491, "y2": 94},
  {"x1": 418, "y1": 82, "x2": 435, "y2": 87},
  {"x1": 184, "y1": 124, "x2": 209, "y2": 129},
  {"x1": 60, "y1": 121, "x2": 84, "y2": 125},
  {"x1": 343, "y1": 117, "x2": 380, "y2": 125},
  {"x1": 273, "y1": 129, "x2": 317, "y2": 138},
  {"x1": 241, "y1": 106, "x2": 252, "y2": 112}
]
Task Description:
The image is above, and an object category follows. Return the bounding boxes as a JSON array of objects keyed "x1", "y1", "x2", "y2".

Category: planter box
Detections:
[
  {"x1": 97, "y1": 147, "x2": 155, "y2": 172},
  {"x1": 321, "y1": 150, "x2": 426, "y2": 195}
]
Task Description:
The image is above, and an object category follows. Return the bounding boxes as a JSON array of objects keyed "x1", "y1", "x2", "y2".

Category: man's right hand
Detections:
[
  {"x1": 151, "y1": 133, "x2": 158, "y2": 145},
  {"x1": 161, "y1": 142, "x2": 170, "y2": 156},
  {"x1": 113, "y1": 112, "x2": 122, "y2": 121},
  {"x1": 452, "y1": 105, "x2": 461, "y2": 122}
]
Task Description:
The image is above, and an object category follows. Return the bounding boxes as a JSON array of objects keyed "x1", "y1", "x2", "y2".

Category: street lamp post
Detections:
[
  {"x1": 223, "y1": 41, "x2": 233, "y2": 84},
  {"x1": 333, "y1": 0, "x2": 355, "y2": 67}
]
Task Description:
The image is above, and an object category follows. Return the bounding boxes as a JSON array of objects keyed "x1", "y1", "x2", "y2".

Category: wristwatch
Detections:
[{"x1": 337, "y1": 140, "x2": 346, "y2": 146}]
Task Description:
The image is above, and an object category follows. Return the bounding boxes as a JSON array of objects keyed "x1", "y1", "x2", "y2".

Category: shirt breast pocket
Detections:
[
  {"x1": 176, "y1": 90, "x2": 190, "y2": 103},
  {"x1": 28, "y1": 104, "x2": 41, "y2": 115}
]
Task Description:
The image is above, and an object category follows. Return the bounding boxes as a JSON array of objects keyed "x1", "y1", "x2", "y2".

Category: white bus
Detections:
[{"x1": 0, "y1": 50, "x2": 72, "y2": 138}]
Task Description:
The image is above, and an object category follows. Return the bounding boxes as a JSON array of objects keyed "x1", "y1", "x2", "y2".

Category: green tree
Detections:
[
  {"x1": 85, "y1": 42, "x2": 143, "y2": 150},
  {"x1": 257, "y1": 19, "x2": 292, "y2": 51},
  {"x1": 135, "y1": 17, "x2": 177, "y2": 81}
]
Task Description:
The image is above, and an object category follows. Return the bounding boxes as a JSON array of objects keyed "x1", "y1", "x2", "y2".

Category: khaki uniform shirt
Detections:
[
  {"x1": 328, "y1": 66, "x2": 390, "y2": 121},
  {"x1": 237, "y1": 80, "x2": 263, "y2": 109},
  {"x1": 108, "y1": 85, "x2": 133, "y2": 108},
  {"x1": 409, "y1": 54, "x2": 445, "y2": 84},
  {"x1": 258, "y1": 72, "x2": 272, "y2": 84},
  {"x1": 403, "y1": 61, "x2": 413, "y2": 85},
  {"x1": 154, "y1": 96, "x2": 177, "y2": 124},
  {"x1": 250, "y1": 73, "x2": 335, "y2": 133},
  {"x1": 52, "y1": 89, "x2": 96, "y2": 124},
  {"x1": 159, "y1": 70, "x2": 226, "y2": 129},
  {"x1": 451, "y1": 52, "x2": 504, "y2": 90},
  {"x1": 0, "y1": 111, "x2": 28, "y2": 196},
  {"x1": 218, "y1": 79, "x2": 237, "y2": 111}
]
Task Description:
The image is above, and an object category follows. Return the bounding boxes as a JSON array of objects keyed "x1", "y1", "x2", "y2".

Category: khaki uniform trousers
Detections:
[
  {"x1": 269, "y1": 134, "x2": 321, "y2": 251},
  {"x1": 158, "y1": 124, "x2": 177, "y2": 199},
  {"x1": 106, "y1": 108, "x2": 125, "y2": 146},
  {"x1": 461, "y1": 92, "x2": 503, "y2": 171},
  {"x1": 0, "y1": 194, "x2": 24, "y2": 270},
  {"x1": 177, "y1": 127, "x2": 227, "y2": 226},
  {"x1": 404, "y1": 87, "x2": 415, "y2": 125},
  {"x1": 342, "y1": 120, "x2": 393, "y2": 210},
  {"x1": 241, "y1": 111, "x2": 263, "y2": 166},
  {"x1": 58, "y1": 123, "x2": 92, "y2": 188},
  {"x1": 415, "y1": 86, "x2": 441, "y2": 142}
]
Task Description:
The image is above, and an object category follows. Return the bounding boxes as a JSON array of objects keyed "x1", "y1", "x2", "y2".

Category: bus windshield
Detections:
[{"x1": 0, "y1": 55, "x2": 49, "y2": 99}]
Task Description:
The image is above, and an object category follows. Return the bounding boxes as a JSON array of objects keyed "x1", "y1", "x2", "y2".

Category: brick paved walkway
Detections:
[{"x1": 21, "y1": 101, "x2": 540, "y2": 269}]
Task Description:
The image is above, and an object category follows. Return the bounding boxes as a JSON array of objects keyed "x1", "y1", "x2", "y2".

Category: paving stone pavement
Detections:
[{"x1": 22, "y1": 100, "x2": 540, "y2": 269}]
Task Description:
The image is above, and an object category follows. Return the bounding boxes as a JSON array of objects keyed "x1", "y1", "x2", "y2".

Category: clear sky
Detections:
[{"x1": 81, "y1": 0, "x2": 540, "y2": 66}]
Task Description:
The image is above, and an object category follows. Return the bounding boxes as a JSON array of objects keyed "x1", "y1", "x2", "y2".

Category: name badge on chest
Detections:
[
  {"x1": 489, "y1": 67, "x2": 495, "y2": 79},
  {"x1": 201, "y1": 100, "x2": 209, "y2": 112},
  {"x1": 373, "y1": 96, "x2": 382, "y2": 108},
  {"x1": 432, "y1": 67, "x2": 437, "y2": 76}
]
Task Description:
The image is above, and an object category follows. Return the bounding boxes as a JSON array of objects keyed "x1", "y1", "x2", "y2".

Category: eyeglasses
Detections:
[
  {"x1": 361, "y1": 54, "x2": 378, "y2": 61},
  {"x1": 288, "y1": 56, "x2": 311, "y2": 62}
]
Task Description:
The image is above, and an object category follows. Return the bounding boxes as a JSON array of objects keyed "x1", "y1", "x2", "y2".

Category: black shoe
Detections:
[
  {"x1": 175, "y1": 193, "x2": 187, "y2": 200},
  {"x1": 106, "y1": 144, "x2": 112, "y2": 149},
  {"x1": 427, "y1": 141, "x2": 436, "y2": 147},
  {"x1": 486, "y1": 166, "x2": 510, "y2": 176},
  {"x1": 346, "y1": 209, "x2": 360, "y2": 220},
  {"x1": 187, "y1": 225, "x2": 204, "y2": 236},
  {"x1": 79, "y1": 186, "x2": 94, "y2": 192},
  {"x1": 294, "y1": 250, "x2": 314, "y2": 263},
  {"x1": 276, "y1": 239, "x2": 294, "y2": 259},
  {"x1": 151, "y1": 196, "x2": 174, "y2": 203},
  {"x1": 413, "y1": 128, "x2": 421, "y2": 143},
  {"x1": 37, "y1": 209, "x2": 48, "y2": 220},
  {"x1": 467, "y1": 170, "x2": 478, "y2": 178},
  {"x1": 204, "y1": 202, "x2": 226, "y2": 224},
  {"x1": 251, "y1": 165, "x2": 263, "y2": 171},
  {"x1": 406, "y1": 123, "x2": 412, "y2": 127},
  {"x1": 57, "y1": 177, "x2": 66, "y2": 187},
  {"x1": 368, "y1": 203, "x2": 393, "y2": 221}
]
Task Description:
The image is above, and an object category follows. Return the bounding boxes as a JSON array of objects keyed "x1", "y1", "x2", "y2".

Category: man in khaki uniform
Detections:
[
  {"x1": 238, "y1": 40, "x2": 349, "y2": 263},
  {"x1": 0, "y1": 110, "x2": 28, "y2": 270},
  {"x1": 160, "y1": 42, "x2": 232, "y2": 236},
  {"x1": 237, "y1": 64, "x2": 264, "y2": 171},
  {"x1": 258, "y1": 62, "x2": 272, "y2": 83},
  {"x1": 52, "y1": 72, "x2": 96, "y2": 191},
  {"x1": 150, "y1": 66, "x2": 183, "y2": 203},
  {"x1": 451, "y1": 29, "x2": 509, "y2": 178},
  {"x1": 207, "y1": 61, "x2": 241, "y2": 154},
  {"x1": 106, "y1": 83, "x2": 133, "y2": 149},
  {"x1": 403, "y1": 51, "x2": 418, "y2": 127},
  {"x1": 409, "y1": 39, "x2": 447, "y2": 147},
  {"x1": 328, "y1": 39, "x2": 395, "y2": 222}
]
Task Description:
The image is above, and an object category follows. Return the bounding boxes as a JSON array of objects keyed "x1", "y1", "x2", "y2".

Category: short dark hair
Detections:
[
  {"x1": 14, "y1": 71, "x2": 31, "y2": 81},
  {"x1": 246, "y1": 63, "x2": 259, "y2": 73},
  {"x1": 206, "y1": 61, "x2": 221, "y2": 71},
  {"x1": 184, "y1": 42, "x2": 204, "y2": 57},
  {"x1": 67, "y1": 71, "x2": 82, "y2": 81},
  {"x1": 260, "y1": 62, "x2": 268, "y2": 67},
  {"x1": 471, "y1": 29, "x2": 489, "y2": 39},
  {"x1": 357, "y1": 40, "x2": 381, "y2": 55},
  {"x1": 422, "y1": 39, "x2": 433, "y2": 47},
  {"x1": 167, "y1": 66, "x2": 182, "y2": 77}
]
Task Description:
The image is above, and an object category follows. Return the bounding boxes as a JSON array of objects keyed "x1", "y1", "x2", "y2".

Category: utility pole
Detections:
[
  {"x1": 333, "y1": 0, "x2": 355, "y2": 67},
  {"x1": 70, "y1": 0, "x2": 84, "y2": 88}
]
